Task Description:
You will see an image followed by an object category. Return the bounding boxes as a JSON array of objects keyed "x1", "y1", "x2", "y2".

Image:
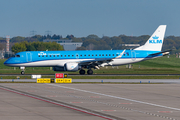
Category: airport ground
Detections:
[
  {"x1": 1, "y1": 79, "x2": 180, "y2": 84},
  {"x1": 0, "y1": 83, "x2": 180, "y2": 120}
]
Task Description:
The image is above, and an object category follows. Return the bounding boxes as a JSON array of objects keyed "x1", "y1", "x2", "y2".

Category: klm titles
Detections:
[
  {"x1": 149, "y1": 40, "x2": 162, "y2": 44},
  {"x1": 149, "y1": 36, "x2": 162, "y2": 44}
]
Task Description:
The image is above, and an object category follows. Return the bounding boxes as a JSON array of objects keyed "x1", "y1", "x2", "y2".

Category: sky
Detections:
[{"x1": 0, "y1": 0, "x2": 180, "y2": 38}]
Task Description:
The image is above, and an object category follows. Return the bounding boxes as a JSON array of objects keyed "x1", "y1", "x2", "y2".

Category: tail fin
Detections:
[{"x1": 134, "y1": 25, "x2": 166, "y2": 51}]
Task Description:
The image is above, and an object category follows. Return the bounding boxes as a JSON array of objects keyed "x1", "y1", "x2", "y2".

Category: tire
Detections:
[
  {"x1": 21, "y1": 71, "x2": 25, "y2": 75},
  {"x1": 87, "y1": 69, "x2": 93, "y2": 75},
  {"x1": 79, "y1": 69, "x2": 85, "y2": 75}
]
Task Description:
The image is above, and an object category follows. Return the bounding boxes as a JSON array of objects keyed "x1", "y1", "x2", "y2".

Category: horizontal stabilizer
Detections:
[{"x1": 149, "y1": 49, "x2": 172, "y2": 56}]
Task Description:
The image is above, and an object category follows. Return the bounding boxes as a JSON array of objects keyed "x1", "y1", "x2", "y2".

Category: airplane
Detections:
[{"x1": 4, "y1": 25, "x2": 170, "y2": 75}]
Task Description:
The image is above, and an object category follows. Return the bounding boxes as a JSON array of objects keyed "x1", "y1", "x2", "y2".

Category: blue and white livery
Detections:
[{"x1": 4, "y1": 25, "x2": 169, "y2": 75}]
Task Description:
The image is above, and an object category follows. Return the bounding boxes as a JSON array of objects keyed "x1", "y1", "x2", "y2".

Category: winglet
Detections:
[{"x1": 115, "y1": 49, "x2": 126, "y2": 59}]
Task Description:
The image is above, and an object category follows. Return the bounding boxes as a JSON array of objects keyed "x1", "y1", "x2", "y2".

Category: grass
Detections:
[{"x1": 135, "y1": 57, "x2": 180, "y2": 68}]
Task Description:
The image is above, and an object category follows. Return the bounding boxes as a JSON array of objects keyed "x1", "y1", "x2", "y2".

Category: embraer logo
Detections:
[{"x1": 149, "y1": 35, "x2": 162, "y2": 44}]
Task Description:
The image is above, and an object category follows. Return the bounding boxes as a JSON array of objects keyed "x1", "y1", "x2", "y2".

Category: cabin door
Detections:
[
  {"x1": 131, "y1": 50, "x2": 136, "y2": 61},
  {"x1": 26, "y1": 52, "x2": 32, "y2": 62}
]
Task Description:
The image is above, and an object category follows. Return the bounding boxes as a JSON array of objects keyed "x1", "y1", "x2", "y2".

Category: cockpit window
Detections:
[{"x1": 16, "y1": 55, "x2": 20, "y2": 57}]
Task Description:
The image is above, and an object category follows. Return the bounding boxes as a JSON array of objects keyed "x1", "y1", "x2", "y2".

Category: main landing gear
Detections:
[
  {"x1": 87, "y1": 69, "x2": 93, "y2": 75},
  {"x1": 79, "y1": 69, "x2": 85, "y2": 75},
  {"x1": 79, "y1": 69, "x2": 93, "y2": 75}
]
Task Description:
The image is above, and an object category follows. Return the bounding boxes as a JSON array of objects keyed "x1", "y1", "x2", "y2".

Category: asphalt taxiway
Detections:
[
  {"x1": 1, "y1": 79, "x2": 180, "y2": 84},
  {"x1": 1, "y1": 74, "x2": 180, "y2": 76},
  {"x1": 0, "y1": 83, "x2": 180, "y2": 120}
]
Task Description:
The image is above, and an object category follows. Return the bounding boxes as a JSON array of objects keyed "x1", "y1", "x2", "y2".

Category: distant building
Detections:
[
  {"x1": 0, "y1": 50, "x2": 14, "y2": 59},
  {"x1": 120, "y1": 44, "x2": 140, "y2": 50},
  {"x1": 0, "y1": 50, "x2": 4, "y2": 59},
  {"x1": 43, "y1": 39, "x2": 83, "y2": 51},
  {"x1": 121, "y1": 44, "x2": 140, "y2": 47}
]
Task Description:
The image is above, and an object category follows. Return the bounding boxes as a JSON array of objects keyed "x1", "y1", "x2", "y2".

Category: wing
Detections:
[{"x1": 78, "y1": 49, "x2": 126, "y2": 68}]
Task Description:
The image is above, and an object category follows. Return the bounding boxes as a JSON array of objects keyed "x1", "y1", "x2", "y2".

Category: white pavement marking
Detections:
[{"x1": 48, "y1": 84, "x2": 180, "y2": 111}]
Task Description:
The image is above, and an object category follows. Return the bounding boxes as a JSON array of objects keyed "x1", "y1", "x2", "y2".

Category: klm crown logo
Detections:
[
  {"x1": 149, "y1": 35, "x2": 162, "y2": 44},
  {"x1": 152, "y1": 35, "x2": 159, "y2": 39}
]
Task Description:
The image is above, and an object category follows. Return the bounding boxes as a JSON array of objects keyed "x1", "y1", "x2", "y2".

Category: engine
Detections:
[
  {"x1": 65, "y1": 62, "x2": 79, "y2": 71},
  {"x1": 53, "y1": 63, "x2": 79, "y2": 72}
]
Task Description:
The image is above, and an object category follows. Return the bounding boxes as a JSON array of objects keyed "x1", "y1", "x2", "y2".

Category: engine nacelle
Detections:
[
  {"x1": 65, "y1": 63, "x2": 79, "y2": 71},
  {"x1": 53, "y1": 63, "x2": 79, "y2": 72}
]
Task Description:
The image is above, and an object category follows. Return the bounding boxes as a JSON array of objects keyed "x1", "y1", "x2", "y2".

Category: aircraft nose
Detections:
[
  {"x1": 4, "y1": 59, "x2": 9, "y2": 65},
  {"x1": 4, "y1": 59, "x2": 12, "y2": 66}
]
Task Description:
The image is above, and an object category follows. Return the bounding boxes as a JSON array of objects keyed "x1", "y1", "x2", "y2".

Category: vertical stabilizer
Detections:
[{"x1": 134, "y1": 25, "x2": 166, "y2": 51}]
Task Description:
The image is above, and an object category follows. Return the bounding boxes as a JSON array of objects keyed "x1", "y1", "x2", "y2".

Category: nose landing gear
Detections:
[
  {"x1": 21, "y1": 71, "x2": 25, "y2": 75},
  {"x1": 20, "y1": 67, "x2": 25, "y2": 75}
]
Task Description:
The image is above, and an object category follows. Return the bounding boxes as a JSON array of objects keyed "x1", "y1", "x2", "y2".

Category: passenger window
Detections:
[
  {"x1": 92, "y1": 55, "x2": 94, "y2": 56},
  {"x1": 127, "y1": 53, "x2": 129, "y2": 56},
  {"x1": 68, "y1": 55, "x2": 70, "y2": 57},
  {"x1": 96, "y1": 54, "x2": 97, "y2": 56},
  {"x1": 42, "y1": 55, "x2": 44, "y2": 57},
  {"x1": 46, "y1": 55, "x2": 48, "y2": 57},
  {"x1": 88, "y1": 55, "x2": 90, "y2": 56},
  {"x1": 80, "y1": 55, "x2": 82, "y2": 57},
  {"x1": 116, "y1": 54, "x2": 118, "y2": 56},
  {"x1": 16, "y1": 55, "x2": 20, "y2": 57},
  {"x1": 50, "y1": 55, "x2": 51, "y2": 57},
  {"x1": 64, "y1": 55, "x2": 66, "y2": 57},
  {"x1": 61, "y1": 55, "x2": 63, "y2": 57},
  {"x1": 38, "y1": 55, "x2": 40, "y2": 57},
  {"x1": 102, "y1": 54, "x2": 104, "y2": 56},
  {"x1": 106, "y1": 54, "x2": 107, "y2": 56},
  {"x1": 53, "y1": 55, "x2": 55, "y2": 57},
  {"x1": 109, "y1": 54, "x2": 111, "y2": 56},
  {"x1": 57, "y1": 55, "x2": 59, "y2": 57},
  {"x1": 84, "y1": 55, "x2": 86, "y2": 56},
  {"x1": 113, "y1": 54, "x2": 114, "y2": 56},
  {"x1": 99, "y1": 54, "x2": 101, "y2": 56},
  {"x1": 72, "y1": 55, "x2": 74, "y2": 57}
]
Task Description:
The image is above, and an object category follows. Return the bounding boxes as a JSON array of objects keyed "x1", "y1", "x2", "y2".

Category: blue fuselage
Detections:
[{"x1": 4, "y1": 50, "x2": 162, "y2": 67}]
